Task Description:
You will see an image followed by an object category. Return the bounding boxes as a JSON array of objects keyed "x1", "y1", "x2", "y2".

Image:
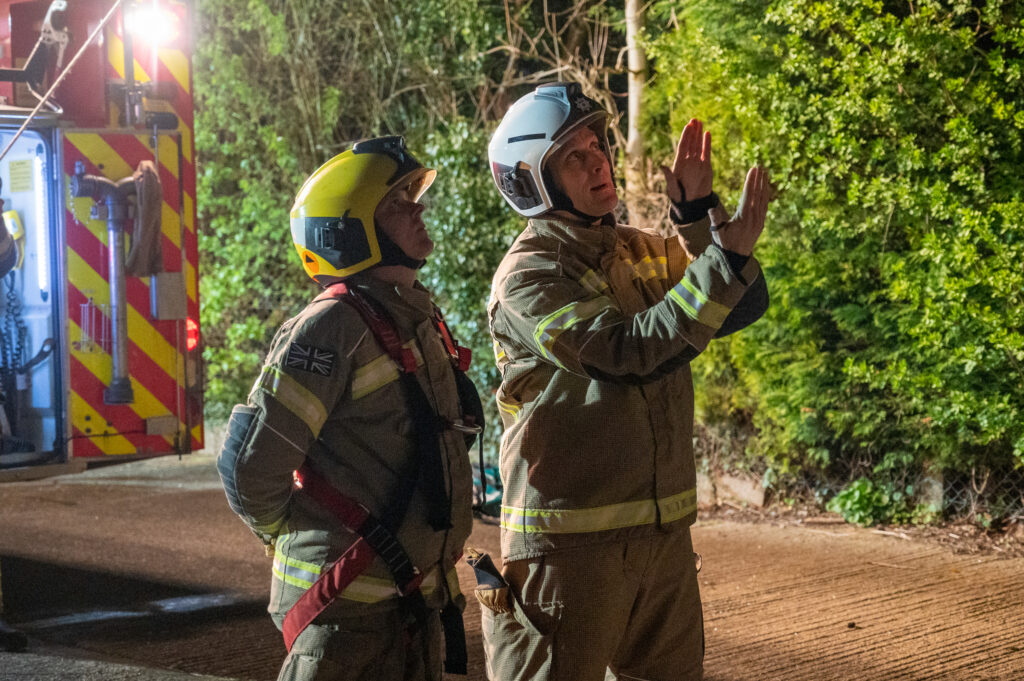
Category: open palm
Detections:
[{"x1": 662, "y1": 118, "x2": 713, "y2": 202}]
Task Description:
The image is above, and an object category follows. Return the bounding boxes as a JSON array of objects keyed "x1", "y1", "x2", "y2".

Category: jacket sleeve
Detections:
[
  {"x1": 715, "y1": 269, "x2": 768, "y2": 337},
  {"x1": 216, "y1": 301, "x2": 355, "y2": 544},
  {"x1": 676, "y1": 216, "x2": 769, "y2": 339},
  {"x1": 494, "y1": 243, "x2": 762, "y2": 383}
]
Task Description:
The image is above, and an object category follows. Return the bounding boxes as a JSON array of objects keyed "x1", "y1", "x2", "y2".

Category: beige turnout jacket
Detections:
[
  {"x1": 222, "y1": 276, "x2": 474, "y2": 620},
  {"x1": 488, "y1": 214, "x2": 767, "y2": 562}
]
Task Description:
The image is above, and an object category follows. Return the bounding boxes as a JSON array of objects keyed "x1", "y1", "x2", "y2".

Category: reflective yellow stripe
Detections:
[
  {"x1": 501, "y1": 489, "x2": 697, "y2": 535},
  {"x1": 351, "y1": 355, "x2": 396, "y2": 399},
  {"x1": 273, "y1": 552, "x2": 321, "y2": 589},
  {"x1": 272, "y1": 549, "x2": 451, "y2": 604},
  {"x1": 533, "y1": 296, "x2": 614, "y2": 369},
  {"x1": 667, "y1": 278, "x2": 730, "y2": 330},
  {"x1": 445, "y1": 565, "x2": 462, "y2": 599},
  {"x1": 496, "y1": 398, "x2": 522, "y2": 424},
  {"x1": 339, "y1": 574, "x2": 403, "y2": 603},
  {"x1": 351, "y1": 342, "x2": 423, "y2": 399},
  {"x1": 622, "y1": 255, "x2": 669, "y2": 282},
  {"x1": 256, "y1": 366, "x2": 328, "y2": 435},
  {"x1": 493, "y1": 340, "x2": 506, "y2": 363},
  {"x1": 578, "y1": 268, "x2": 610, "y2": 296}
]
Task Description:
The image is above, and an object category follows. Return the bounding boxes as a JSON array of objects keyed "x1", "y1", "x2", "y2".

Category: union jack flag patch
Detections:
[{"x1": 285, "y1": 343, "x2": 335, "y2": 376}]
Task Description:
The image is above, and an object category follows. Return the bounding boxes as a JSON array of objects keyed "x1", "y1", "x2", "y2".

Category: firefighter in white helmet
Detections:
[
  {"x1": 217, "y1": 136, "x2": 481, "y2": 681},
  {"x1": 480, "y1": 82, "x2": 771, "y2": 680}
]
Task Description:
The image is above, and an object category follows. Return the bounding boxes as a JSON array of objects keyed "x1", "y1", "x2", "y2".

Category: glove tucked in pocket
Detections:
[{"x1": 466, "y1": 547, "x2": 512, "y2": 614}]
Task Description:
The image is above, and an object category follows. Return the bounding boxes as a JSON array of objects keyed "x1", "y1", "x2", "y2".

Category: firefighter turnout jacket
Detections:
[
  {"x1": 219, "y1": 275, "x2": 474, "y2": 620},
  {"x1": 488, "y1": 214, "x2": 768, "y2": 562}
]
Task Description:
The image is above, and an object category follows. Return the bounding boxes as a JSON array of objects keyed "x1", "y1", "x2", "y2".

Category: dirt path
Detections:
[{"x1": 1, "y1": 456, "x2": 1022, "y2": 680}]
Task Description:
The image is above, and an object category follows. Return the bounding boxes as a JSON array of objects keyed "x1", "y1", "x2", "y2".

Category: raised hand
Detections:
[
  {"x1": 713, "y1": 166, "x2": 770, "y2": 256},
  {"x1": 661, "y1": 118, "x2": 713, "y2": 203}
]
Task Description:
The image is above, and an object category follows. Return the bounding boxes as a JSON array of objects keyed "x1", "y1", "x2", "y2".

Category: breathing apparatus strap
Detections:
[
  {"x1": 284, "y1": 282, "x2": 472, "y2": 673},
  {"x1": 315, "y1": 282, "x2": 450, "y2": 530}
]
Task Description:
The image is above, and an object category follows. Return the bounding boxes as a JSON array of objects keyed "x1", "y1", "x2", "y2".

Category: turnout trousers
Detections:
[
  {"x1": 482, "y1": 527, "x2": 703, "y2": 681},
  {"x1": 274, "y1": 608, "x2": 443, "y2": 681}
]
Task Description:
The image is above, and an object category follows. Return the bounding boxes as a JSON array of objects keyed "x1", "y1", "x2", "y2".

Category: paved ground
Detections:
[{"x1": 1, "y1": 453, "x2": 1022, "y2": 680}]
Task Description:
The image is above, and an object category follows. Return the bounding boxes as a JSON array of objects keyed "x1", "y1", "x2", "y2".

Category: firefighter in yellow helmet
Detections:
[
  {"x1": 481, "y1": 83, "x2": 772, "y2": 680},
  {"x1": 217, "y1": 136, "x2": 480, "y2": 681}
]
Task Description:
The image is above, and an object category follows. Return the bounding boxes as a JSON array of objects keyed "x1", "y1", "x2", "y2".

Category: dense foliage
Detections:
[
  {"x1": 647, "y1": 0, "x2": 1024, "y2": 511},
  {"x1": 194, "y1": 0, "x2": 507, "y2": 421},
  {"x1": 195, "y1": 0, "x2": 1023, "y2": 519}
]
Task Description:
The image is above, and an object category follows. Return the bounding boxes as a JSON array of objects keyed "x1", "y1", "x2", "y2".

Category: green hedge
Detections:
[
  {"x1": 647, "y1": 0, "x2": 1024, "y2": 490},
  {"x1": 195, "y1": 0, "x2": 1024, "y2": 514}
]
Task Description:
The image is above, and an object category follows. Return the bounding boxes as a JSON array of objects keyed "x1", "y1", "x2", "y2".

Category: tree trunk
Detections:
[{"x1": 624, "y1": 0, "x2": 648, "y2": 219}]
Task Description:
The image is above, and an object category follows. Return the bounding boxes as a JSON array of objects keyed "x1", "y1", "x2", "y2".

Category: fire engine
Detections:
[{"x1": 0, "y1": 0, "x2": 202, "y2": 477}]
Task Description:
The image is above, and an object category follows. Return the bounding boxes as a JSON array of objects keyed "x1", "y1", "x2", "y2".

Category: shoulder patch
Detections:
[{"x1": 285, "y1": 343, "x2": 336, "y2": 376}]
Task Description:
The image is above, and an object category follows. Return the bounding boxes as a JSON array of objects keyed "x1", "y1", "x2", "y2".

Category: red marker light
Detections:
[{"x1": 186, "y1": 317, "x2": 200, "y2": 351}]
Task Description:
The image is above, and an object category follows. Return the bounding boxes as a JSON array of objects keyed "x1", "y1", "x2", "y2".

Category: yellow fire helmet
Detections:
[{"x1": 289, "y1": 136, "x2": 436, "y2": 282}]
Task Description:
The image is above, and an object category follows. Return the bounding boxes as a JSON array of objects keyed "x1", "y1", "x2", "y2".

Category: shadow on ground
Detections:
[{"x1": 1, "y1": 554, "x2": 281, "y2": 681}]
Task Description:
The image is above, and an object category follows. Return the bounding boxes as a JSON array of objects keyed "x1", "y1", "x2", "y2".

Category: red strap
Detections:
[
  {"x1": 283, "y1": 467, "x2": 373, "y2": 651},
  {"x1": 432, "y1": 307, "x2": 472, "y2": 371},
  {"x1": 292, "y1": 466, "x2": 369, "y2": 529},
  {"x1": 456, "y1": 345, "x2": 472, "y2": 373},
  {"x1": 316, "y1": 282, "x2": 417, "y2": 374},
  {"x1": 282, "y1": 465, "x2": 426, "y2": 651},
  {"x1": 282, "y1": 537, "x2": 376, "y2": 651}
]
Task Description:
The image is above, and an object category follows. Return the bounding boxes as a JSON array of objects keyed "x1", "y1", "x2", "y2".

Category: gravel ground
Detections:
[{"x1": 1, "y1": 454, "x2": 1022, "y2": 680}]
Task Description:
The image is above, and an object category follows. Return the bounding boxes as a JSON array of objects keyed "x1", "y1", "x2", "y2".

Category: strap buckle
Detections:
[
  {"x1": 448, "y1": 417, "x2": 483, "y2": 435},
  {"x1": 396, "y1": 566, "x2": 424, "y2": 597}
]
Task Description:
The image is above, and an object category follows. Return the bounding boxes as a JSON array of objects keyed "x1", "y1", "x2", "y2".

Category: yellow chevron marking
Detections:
[
  {"x1": 108, "y1": 33, "x2": 151, "y2": 84},
  {"x1": 156, "y1": 135, "x2": 180, "y2": 180},
  {"x1": 69, "y1": 390, "x2": 133, "y2": 454},
  {"x1": 190, "y1": 424, "x2": 203, "y2": 446},
  {"x1": 160, "y1": 49, "x2": 190, "y2": 94},
  {"x1": 70, "y1": 320, "x2": 180, "y2": 444},
  {"x1": 128, "y1": 132, "x2": 180, "y2": 183},
  {"x1": 67, "y1": 133, "x2": 133, "y2": 180},
  {"x1": 67, "y1": 251, "x2": 182, "y2": 382},
  {"x1": 161, "y1": 202, "x2": 183, "y2": 250},
  {"x1": 185, "y1": 259, "x2": 197, "y2": 304},
  {"x1": 178, "y1": 125, "x2": 193, "y2": 164},
  {"x1": 183, "y1": 193, "x2": 195, "y2": 233}
]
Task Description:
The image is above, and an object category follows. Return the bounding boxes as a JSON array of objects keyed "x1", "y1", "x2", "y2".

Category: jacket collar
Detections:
[
  {"x1": 344, "y1": 274, "x2": 435, "y2": 327},
  {"x1": 528, "y1": 213, "x2": 618, "y2": 262}
]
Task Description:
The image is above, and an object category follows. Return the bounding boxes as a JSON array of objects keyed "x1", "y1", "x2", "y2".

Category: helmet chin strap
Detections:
[
  {"x1": 543, "y1": 168, "x2": 608, "y2": 223},
  {"x1": 373, "y1": 223, "x2": 426, "y2": 270}
]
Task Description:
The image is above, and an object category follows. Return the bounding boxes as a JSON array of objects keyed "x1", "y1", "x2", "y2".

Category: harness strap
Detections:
[
  {"x1": 295, "y1": 465, "x2": 423, "y2": 594},
  {"x1": 432, "y1": 306, "x2": 472, "y2": 371},
  {"x1": 314, "y1": 282, "x2": 417, "y2": 372},
  {"x1": 281, "y1": 465, "x2": 426, "y2": 652},
  {"x1": 316, "y1": 281, "x2": 451, "y2": 530},
  {"x1": 290, "y1": 282, "x2": 468, "y2": 673}
]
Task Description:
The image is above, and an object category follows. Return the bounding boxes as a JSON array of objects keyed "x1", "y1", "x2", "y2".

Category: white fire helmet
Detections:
[{"x1": 487, "y1": 82, "x2": 612, "y2": 218}]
